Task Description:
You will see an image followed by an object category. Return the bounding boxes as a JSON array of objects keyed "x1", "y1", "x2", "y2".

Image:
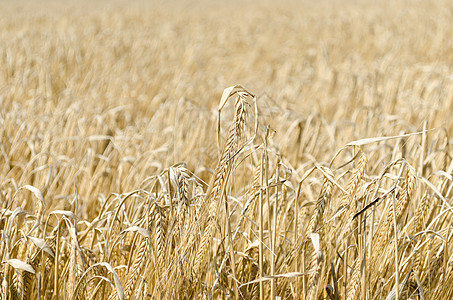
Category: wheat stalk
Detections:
[{"x1": 194, "y1": 87, "x2": 252, "y2": 276}]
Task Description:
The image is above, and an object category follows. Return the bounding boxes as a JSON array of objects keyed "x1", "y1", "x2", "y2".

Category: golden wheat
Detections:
[{"x1": 1, "y1": 0, "x2": 453, "y2": 299}]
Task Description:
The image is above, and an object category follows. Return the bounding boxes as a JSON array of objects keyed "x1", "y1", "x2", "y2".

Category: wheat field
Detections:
[{"x1": 1, "y1": 0, "x2": 453, "y2": 299}]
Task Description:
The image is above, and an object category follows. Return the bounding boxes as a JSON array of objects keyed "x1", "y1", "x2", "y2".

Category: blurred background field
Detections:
[{"x1": 1, "y1": 0, "x2": 453, "y2": 299}]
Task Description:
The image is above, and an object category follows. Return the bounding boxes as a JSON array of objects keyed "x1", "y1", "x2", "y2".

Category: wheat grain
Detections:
[{"x1": 1, "y1": 1, "x2": 453, "y2": 298}]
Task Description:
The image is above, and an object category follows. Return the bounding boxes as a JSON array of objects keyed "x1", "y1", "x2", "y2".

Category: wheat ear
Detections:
[
  {"x1": 194, "y1": 89, "x2": 250, "y2": 276},
  {"x1": 306, "y1": 233, "x2": 324, "y2": 300}
]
